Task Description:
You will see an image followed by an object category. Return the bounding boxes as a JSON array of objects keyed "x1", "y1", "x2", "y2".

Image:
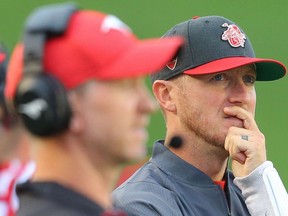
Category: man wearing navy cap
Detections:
[{"x1": 113, "y1": 16, "x2": 288, "y2": 215}]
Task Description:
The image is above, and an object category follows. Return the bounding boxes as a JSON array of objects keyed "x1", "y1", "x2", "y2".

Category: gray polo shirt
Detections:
[{"x1": 112, "y1": 141, "x2": 250, "y2": 216}]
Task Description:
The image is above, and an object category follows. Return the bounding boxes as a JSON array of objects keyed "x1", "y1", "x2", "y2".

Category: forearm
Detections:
[{"x1": 234, "y1": 161, "x2": 288, "y2": 216}]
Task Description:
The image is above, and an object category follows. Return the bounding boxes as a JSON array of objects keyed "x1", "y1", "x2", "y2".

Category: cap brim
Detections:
[
  {"x1": 183, "y1": 57, "x2": 286, "y2": 81},
  {"x1": 97, "y1": 37, "x2": 183, "y2": 79}
]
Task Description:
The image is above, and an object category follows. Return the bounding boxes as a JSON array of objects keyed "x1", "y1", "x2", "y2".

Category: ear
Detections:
[
  {"x1": 152, "y1": 80, "x2": 177, "y2": 112},
  {"x1": 67, "y1": 92, "x2": 83, "y2": 134}
]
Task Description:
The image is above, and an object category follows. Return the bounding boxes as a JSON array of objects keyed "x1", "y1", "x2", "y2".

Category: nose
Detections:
[
  {"x1": 138, "y1": 86, "x2": 158, "y2": 114},
  {"x1": 228, "y1": 81, "x2": 254, "y2": 107}
]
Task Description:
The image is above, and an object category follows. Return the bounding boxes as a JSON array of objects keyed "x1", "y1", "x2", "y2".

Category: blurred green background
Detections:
[{"x1": 1, "y1": 0, "x2": 287, "y2": 188}]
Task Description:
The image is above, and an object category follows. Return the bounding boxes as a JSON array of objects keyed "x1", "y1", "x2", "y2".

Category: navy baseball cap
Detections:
[{"x1": 151, "y1": 16, "x2": 286, "y2": 83}]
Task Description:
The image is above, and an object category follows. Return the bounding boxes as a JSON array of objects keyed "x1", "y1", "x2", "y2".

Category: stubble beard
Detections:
[{"x1": 179, "y1": 105, "x2": 226, "y2": 150}]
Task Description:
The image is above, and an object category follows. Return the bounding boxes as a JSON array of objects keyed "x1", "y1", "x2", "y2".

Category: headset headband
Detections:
[{"x1": 24, "y1": 3, "x2": 78, "y2": 74}]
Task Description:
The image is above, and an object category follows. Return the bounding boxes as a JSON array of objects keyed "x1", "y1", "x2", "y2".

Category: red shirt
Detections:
[{"x1": 0, "y1": 160, "x2": 35, "y2": 216}]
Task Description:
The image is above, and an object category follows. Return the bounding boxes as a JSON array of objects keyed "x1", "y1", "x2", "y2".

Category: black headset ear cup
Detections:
[{"x1": 14, "y1": 73, "x2": 71, "y2": 136}]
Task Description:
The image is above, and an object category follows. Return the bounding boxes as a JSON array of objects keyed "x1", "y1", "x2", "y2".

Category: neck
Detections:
[
  {"x1": 165, "y1": 133, "x2": 229, "y2": 181},
  {"x1": 31, "y1": 135, "x2": 120, "y2": 209}
]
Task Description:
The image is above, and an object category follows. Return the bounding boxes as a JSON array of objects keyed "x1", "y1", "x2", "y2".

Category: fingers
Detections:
[
  {"x1": 225, "y1": 126, "x2": 266, "y2": 176},
  {"x1": 224, "y1": 127, "x2": 265, "y2": 156},
  {"x1": 223, "y1": 106, "x2": 258, "y2": 131},
  {"x1": 223, "y1": 106, "x2": 267, "y2": 176}
]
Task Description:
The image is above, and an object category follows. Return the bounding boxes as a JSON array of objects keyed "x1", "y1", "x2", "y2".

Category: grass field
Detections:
[{"x1": 1, "y1": 0, "x2": 287, "y2": 187}]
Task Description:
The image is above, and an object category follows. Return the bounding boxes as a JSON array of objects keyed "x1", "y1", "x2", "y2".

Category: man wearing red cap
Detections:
[
  {"x1": 113, "y1": 16, "x2": 288, "y2": 215},
  {"x1": 4, "y1": 3, "x2": 182, "y2": 216}
]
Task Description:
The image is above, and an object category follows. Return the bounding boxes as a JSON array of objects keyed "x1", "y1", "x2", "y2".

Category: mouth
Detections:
[
  {"x1": 133, "y1": 117, "x2": 150, "y2": 140},
  {"x1": 133, "y1": 124, "x2": 148, "y2": 138},
  {"x1": 224, "y1": 116, "x2": 244, "y2": 128}
]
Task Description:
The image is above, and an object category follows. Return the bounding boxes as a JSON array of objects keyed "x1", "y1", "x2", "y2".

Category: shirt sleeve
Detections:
[{"x1": 234, "y1": 161, "x2": 288, "y2": 216}]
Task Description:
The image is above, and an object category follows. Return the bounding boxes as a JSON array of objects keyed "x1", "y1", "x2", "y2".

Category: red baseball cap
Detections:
[{"x1": 5, "y1": 10, "x2": 183, "y2": 99}]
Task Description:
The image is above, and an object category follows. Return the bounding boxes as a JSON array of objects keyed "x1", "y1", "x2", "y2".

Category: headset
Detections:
[{"x1": 14, "y1": 3, "x2": 78, "y2": 136}]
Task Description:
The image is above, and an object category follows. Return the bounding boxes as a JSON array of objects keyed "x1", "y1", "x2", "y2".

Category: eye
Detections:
[
  {"x1": 243, "y1": 75, "x2": 256, "y2": 84},
  {"x1": 212, "y1": 73, "x2": 226, "y2": 81}
]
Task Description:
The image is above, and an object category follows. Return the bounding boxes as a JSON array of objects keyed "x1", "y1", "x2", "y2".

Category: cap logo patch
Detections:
[
  {"x1": 166, "y1": 58, "x2": 178, "y2": 70},
  {"x1": 221, "y1": 23, "x2": 246, "y2": 48},
  {"x1": 101, "y1": 15, "x2": 132, "y2": 35}
]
